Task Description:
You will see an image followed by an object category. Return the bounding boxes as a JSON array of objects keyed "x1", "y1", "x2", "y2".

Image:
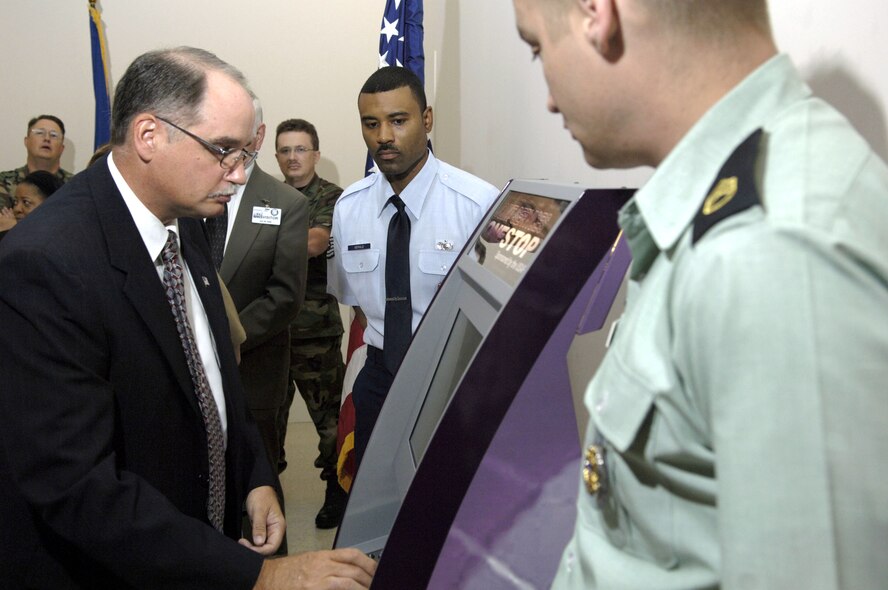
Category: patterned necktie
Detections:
[
  {"x1": 161, "y1": 230, "x2": 226, "y2": 531},
  {"x1": 205, "y1": 204, "x2": 228, "y2": 271},
  {"x1": 384, "y1": 195, "x2": 412, "y2": 374}
]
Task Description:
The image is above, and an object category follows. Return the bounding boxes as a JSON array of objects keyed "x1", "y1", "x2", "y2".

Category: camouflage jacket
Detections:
[
  {"x1": 0, "y1": 165, "x2": 74, "y2": 207},
  {"x1": 291, "y1": 174, "x2": 344, "y2": 339}
]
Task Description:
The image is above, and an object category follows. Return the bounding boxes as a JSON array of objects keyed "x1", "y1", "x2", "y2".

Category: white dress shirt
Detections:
[
  {"x1": 217, "y1": 162, "x2": 255, "y2": 254},
  {"x1": 107, "y1": 153, "x2": 229, "y2": 439}
]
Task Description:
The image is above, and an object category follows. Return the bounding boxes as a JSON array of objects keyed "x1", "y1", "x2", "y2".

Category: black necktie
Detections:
[
  {"x1": 205, "y1": 204, "x2": 228, "y2": 270},
  {"x1": 384, "y1": 195, "x2": 412, "y2": 373},
  {"x1": 161, "y1": 230, "x2": 226, "y2": 531}
]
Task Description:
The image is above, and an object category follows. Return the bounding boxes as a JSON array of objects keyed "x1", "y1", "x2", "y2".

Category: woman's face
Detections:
[{"x1": 12, "y1": 182, "x2": 46, "y2": 220}]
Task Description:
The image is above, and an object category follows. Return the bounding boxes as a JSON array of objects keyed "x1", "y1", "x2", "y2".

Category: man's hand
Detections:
[
  {"x1": 239, "y1": 486, "x2": 285, "y2": 555},
  {"x1": 253, "y1": 549, "x2": 376, "y2": 590}
]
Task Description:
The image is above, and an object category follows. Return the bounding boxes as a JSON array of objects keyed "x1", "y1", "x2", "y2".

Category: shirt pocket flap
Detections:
[
  {"x1": 341, "y1": 249, "x2": 380, "y2": 274},
  {"x1": 418, "y1": 249, "x2": 458, "y2": 276},
  {"x1": 590, "y1": 355, "x2": 655, "y2": 453}
]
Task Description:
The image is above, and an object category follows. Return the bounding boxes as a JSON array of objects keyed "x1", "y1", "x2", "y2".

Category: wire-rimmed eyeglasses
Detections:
[{"x1": 157, "y1": 116, "x2": 257, "y2": 170}]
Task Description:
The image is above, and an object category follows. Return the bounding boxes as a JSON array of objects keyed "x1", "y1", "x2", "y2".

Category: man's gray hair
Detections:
[
  {"x1": 110, "y1": 47, "x2": 252, "y2": 146},
  {"x1": 252, "y1": 97, "x2": 263, "y2": 135}
]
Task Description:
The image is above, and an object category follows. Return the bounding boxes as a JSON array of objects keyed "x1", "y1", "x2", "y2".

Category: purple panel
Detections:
[
  {"x1": 370, "y1": 189, "x2": 632, "y2": 590},
  {"x1": 427, "y1": 242, "x2": 630, "y2": 589}
]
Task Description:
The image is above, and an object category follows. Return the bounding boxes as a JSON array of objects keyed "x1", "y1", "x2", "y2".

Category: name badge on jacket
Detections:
[{"x1": 252, "y1": 206, "x2": 282, "y2": 226}]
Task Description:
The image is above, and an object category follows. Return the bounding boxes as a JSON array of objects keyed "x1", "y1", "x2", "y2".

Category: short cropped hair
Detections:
[
  {"x1": 275, "y1": 119, "x2": 320, "y2": 151},
  {"x1": 110, "y1": 47, "x2": 252, "y2": 146},
  {"x1": 538, "y1": 0, "x2": 771, "y2": 40},
  {"x1": 642, "y1": 0, "x2": 771, "y2": 37},
  {"x1": 359, "y1": 66, "x2": 427, "y2": 113},
  {"x1": 20, "y1": 171, "x2": 64, "y2": 199},
  {"x1": 27, "y1": 115, "x2": 66, "y2": 137}
]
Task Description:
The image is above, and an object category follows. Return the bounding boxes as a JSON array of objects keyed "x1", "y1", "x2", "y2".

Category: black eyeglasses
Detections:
[{"x1": 157, "y1": 116, "x2": 257, "y2": 170}]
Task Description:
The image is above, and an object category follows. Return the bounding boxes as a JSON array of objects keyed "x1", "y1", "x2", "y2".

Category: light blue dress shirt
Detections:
[
  {"x1": 554, "y1": 54, "x2": 888, "y2": 589},
  {"x1": 329, "y1": 151, "x2": 498, "y2": 350}
]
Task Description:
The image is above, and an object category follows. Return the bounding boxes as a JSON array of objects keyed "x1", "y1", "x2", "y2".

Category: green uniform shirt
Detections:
[
  {"x1": 290, "y1": 174, "x2": 344, "y2": 339},
  {"x1": 554, "y1": 55, "x2": 888, "y2": 589},
  {"x1": 0, "y1": 165, "x2": 74, "y2": 204}
]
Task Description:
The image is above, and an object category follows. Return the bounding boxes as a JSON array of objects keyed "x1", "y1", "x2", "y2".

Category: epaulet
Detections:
[
  {"x1": 437, "y1": 161, "x2": 497, "y2": 206},
  {"x1": 339, "y1": 173, "x2": 377, "y2": 201},
  {"x1": 692, "y1": 128, "x2": 764, "y2": 245}
]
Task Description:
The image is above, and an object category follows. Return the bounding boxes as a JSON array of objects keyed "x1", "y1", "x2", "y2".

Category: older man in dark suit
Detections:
[{"x1": 0, "y1": 47, "x2": 373, "y2": 589}]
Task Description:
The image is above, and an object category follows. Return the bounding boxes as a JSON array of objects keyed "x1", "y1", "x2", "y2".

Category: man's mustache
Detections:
[{"x1": 376, "y1": 144, "x2": 399, "y2": 155}]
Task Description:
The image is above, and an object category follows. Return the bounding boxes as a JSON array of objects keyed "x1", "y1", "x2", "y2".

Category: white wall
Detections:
[
  {"x1": 446, "y1": 1, "x2": 888, "y2": 191},
  {"x1": 2, "y1": 1, "x2": 885, "y2": 195},
  {"x1": 0, "y1": 0, "x2": 386, "y2": 189}
]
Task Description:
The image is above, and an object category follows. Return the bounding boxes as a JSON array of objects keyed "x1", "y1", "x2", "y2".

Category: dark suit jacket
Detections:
[
  {"x1": 0, "y1": 158, "x2": 275, "y2": 589},
  {"x1": 220, "y1": 164, "x2": 308, "y2": 411}
]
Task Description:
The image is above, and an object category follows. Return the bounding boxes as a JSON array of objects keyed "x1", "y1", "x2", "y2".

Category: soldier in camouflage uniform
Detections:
[
  {"x1": 1, "y1": 115, "x2": 74, "y2": 208},
  {"x1": 274, "y1": 118, "x2": 347, "y2": 529}
]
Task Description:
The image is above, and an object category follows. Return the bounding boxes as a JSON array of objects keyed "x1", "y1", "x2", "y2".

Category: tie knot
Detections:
[
  {"x1": 388, "y1": 195, "x2": 406, "y2": 213},
  {"x1": 162, "y1": 229, "x2": 179, "y2": 261}
]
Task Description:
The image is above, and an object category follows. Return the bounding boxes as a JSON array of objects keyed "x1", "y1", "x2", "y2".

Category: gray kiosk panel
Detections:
[{"x1": 334, "y1": 180, "x2": 631, "y2": 571}]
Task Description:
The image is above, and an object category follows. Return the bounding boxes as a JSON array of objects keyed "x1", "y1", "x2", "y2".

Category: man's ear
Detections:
[
  {"x1": 423, "y1": 106, "x2": 434, "y2": 134},
  {"x1": 253, "y1": 122, "x2": 267, "y2": 152},
  {"x1": 132, "y1": 115, "x2": 161, "y2": 162},
  {"x1": 577, "y1": 0, "x2": 621, "y2": 59}
]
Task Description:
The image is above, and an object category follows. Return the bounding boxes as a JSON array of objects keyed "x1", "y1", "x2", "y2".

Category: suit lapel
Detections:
[
  {"x1": 90, "y1": 161, "x2": 201, "y2": 416},
  {"x1": 180, "y1": 220, "x2": 235, "y2": 369},
  {"x1": 219, "y1": 165, "x2": 266, "y2": 283},
  {"x1": 180, "y1": 218, "x2": 244, "y2": 418}
]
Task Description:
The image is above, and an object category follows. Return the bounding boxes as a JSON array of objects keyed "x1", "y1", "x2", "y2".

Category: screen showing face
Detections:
[
  {"x1": 409, "y1": 310, "x2": 484, "y2": 465},
  {"x1": 470, "y1": 191, "x2": 569, "y2": 286}
]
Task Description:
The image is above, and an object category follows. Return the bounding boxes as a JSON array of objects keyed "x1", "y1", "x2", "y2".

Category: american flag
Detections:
[
  {"x1": 366, "y1": 0, "x2": 426, "y2": 175},
  {"x1": 378, "y1": 0, "x2": 425, "y2": 80}
]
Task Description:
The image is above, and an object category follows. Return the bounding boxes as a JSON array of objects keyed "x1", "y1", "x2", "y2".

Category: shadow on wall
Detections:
[
  {"x1": 316, "y1": 156, "x2": 341, "y2": 188},
  {"x1": 61, "y1": 139, "x2": 78, "y2": 174},
  {"x1": 806, "y1": 61, "x2": 888, "y2": 162}
]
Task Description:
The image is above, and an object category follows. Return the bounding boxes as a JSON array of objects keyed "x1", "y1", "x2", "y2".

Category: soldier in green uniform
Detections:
[
  {"x1": 274, "y1": 118, "x2": 348, "y2": 529},
  {"x1": 512, "y1": 0, "x2": 888, "y2": 587},
  {"x1": 0, "y1": 115, "x2": 74, "y2": 208}
]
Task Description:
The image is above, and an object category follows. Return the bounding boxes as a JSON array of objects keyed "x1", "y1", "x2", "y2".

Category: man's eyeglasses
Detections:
[
  {"x1": 157, "y1": 116, "x2": 257, "y2": 170},
  {"x1": 277, "y1": 146, "x2": 317, "y2": 157},
  {"x1": 29, "y1": 128, "x2": 62, "y2": 141}
]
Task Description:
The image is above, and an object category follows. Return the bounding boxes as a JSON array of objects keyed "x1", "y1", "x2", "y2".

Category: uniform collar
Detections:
[
  {"x1": 299, "y1": 173, "x2": 321, "y2": 197},
  {"x1": 625, "y1": 54, "x2": 810, "y2": 264},
  {"x1": 376, "y1": 149, "x2": 438, "y2": 218}
]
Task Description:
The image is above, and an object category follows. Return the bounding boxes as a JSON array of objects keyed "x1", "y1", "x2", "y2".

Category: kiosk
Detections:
[{"x1": 334, "y1": 179, "x2": 632, "y2": 588}]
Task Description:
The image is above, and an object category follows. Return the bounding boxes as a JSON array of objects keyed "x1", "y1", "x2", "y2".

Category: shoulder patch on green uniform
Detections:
[{"x1": 692, "y1": 128, "x2": 764, "y2": 245}]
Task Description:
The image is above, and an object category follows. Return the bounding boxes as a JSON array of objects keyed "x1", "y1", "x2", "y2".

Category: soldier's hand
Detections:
[{"x1": 253, "y1": 549, "x2": 376, "y2": 590}]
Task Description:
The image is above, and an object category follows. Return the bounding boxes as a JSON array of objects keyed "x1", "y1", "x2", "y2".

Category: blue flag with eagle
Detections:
[{"x1": 89, "y1": 0, "x2": 111, "y2": 151}]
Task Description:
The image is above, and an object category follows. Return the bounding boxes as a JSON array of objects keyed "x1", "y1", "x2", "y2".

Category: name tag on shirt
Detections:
[
  {"x1": 348, "y1": 243, "x2": 371, "y2": 251},
  {"x1": 252, "y1": 206, "x2": 282, "y2": 226}
]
